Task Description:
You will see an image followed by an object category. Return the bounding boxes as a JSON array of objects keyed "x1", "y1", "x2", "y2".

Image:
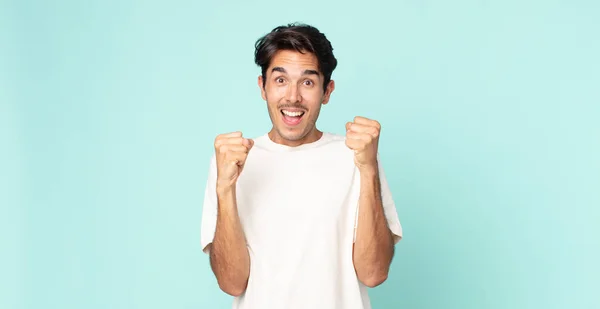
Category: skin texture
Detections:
[{"x1": 208, "y1": 49, "x2": 395, "y2": 295}]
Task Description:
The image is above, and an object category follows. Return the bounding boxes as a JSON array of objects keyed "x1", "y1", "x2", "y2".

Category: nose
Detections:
[{"x1": 285, "y1": 83, "x2": 301, "y2": 103}]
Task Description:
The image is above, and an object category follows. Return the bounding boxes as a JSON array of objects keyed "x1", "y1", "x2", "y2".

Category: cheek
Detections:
[
  {"x1": 300, "y1": 89, "x2": 324, "y2": 106},
  {"x1": 275, "y1": 86, "x2": 288, "y2": 97},
  {"x1": 266, "y1": 85, "x2": 285, "y2": 100}
]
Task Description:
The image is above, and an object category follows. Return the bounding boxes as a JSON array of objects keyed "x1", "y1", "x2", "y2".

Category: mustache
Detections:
[{"x1": 278, "y1": 104, "x2": 307, "y2": 111}]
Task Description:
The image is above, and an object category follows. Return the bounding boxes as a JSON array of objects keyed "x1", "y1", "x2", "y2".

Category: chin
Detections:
[
  {"x1": 274, "y1": 123, "x2": 314, "y2": 141},
  {"x1": 278, "y1": 127, "x2": 308, "y2": 141}
]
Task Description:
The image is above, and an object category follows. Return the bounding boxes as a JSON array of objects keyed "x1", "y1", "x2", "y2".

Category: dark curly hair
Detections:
[{"x1": 254, "y1": 23, "x2": 338, "y2": 92}]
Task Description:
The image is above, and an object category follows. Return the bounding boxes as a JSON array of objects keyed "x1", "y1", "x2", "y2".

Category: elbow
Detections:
[
  {"x1": 354, "y1": 259, "x2": 391, "y2": 288},
  {"x1": 218, "y1": 279, "x2": 248, "y2": 297},
  {"x1": 359, "y1": 272, "x2": 388, "y2": 288}
]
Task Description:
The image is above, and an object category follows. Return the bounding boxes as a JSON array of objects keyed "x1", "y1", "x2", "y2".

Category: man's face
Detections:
[{"x1": 259, "y1": 50, "x2": 334, "y2": 146}]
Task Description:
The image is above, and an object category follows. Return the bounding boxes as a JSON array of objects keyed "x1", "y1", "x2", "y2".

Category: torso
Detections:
[{"x1": 231, "y1": 132, "x2": 371, "y2": 309}]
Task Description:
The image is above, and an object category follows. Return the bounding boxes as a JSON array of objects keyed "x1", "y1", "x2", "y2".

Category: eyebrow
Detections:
[{"x1": 271, "y1": 67, "x2": 320, "y2": 76}]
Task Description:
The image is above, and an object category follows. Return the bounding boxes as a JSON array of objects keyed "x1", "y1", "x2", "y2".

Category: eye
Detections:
[
  {"x1": 275, "y1": 77, "x2": 285, "y2": 84},
  {"x1": 303, "y1": 79, "x2": 314, "y2": 86}
]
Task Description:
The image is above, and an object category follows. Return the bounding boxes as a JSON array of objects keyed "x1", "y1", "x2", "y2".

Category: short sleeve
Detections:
[
  {"x1": 200, "y1": 155, "x2": 218, "y2": 254},
  {"x1": 354, "y1": 155, "x2": 403, "y2": 244}
]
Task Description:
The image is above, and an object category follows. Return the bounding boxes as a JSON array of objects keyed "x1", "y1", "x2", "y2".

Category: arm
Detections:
[
  {"x1": 352, "y1": 165, "x2": 395, "y2": 287},
  {"x1": 345, "y1": 116, "x2": 398, "y2": 288},
  {"x1": 205, "y1": 132, "x2": 254, "y2": 296},
  {"x1": 209, "y1": 185, "x2": 250, "y2": 296}
]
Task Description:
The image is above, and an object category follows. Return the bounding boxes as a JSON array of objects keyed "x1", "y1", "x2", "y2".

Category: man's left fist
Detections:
[{"x1": 345, "y1": 116, "x2": 381, "y2": 172}]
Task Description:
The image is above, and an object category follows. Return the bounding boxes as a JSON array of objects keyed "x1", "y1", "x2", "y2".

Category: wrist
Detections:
[
  {"x1": 358, "y1": 164, "x2": 378, "y2": 178},
  {"x1": 216, "y1": 182, "x2": 236, "y2": 196}
]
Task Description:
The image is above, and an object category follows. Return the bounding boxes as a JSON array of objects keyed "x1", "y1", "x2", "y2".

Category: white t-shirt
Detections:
[{"x1": 200, "y1": 132, "x2": 403, "y2": 309}]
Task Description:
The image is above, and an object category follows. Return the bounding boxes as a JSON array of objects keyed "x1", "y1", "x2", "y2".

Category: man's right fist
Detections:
[{"x1": 214, "y1": 132, "x2": 254, "y2": 188}]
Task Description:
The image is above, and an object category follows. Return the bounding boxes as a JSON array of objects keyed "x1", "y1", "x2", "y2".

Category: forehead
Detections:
[{"x1": 268, "y1": 50, "x2": 320, "y2": 74}]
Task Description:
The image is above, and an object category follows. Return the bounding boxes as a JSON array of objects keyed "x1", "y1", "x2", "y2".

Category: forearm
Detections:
[
  {"x1": 353, "y1": 166, "x2": 394, "y2": 287},
  {"x1": 210, "y1": 185, "x2": 250, "y2": 296}
]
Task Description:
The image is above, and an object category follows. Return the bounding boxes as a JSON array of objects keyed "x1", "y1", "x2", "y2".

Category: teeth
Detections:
[{"x1": 282, "y1": 110, "x2": 304, "y2": 117}]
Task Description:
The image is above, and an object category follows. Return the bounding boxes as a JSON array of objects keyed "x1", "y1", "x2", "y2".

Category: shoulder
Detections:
[
  {"x1": 313, "y1": 132, "x2": 355, "y2": 161},
  {"x1": 322, "y1": 132, "x2": 346, "y2": 143},
  {"x1": 320, "y1": 132, "x2": 348, "y2": 149},
  {"x1": 251, "y1": 133, "x2": 271, "y2": 149}
]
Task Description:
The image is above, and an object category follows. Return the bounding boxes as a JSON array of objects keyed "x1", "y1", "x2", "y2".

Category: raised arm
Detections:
[
  {"x1": 352, "y1": 165, "x2": 394, "y2": 287},
  {"x1": 345, "y1": 117, "x2": 399, "y2": 287},
  {"x1": 209, "y1": 184, "x2": 250, "y2": 296},
  {"x1": 207, "y1": 132, "x2": 254, "y2": 296}
]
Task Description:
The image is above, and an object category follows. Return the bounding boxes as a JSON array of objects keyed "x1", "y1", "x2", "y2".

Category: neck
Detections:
[{"x1": 268, "y1": 128, "x2": 323, "y2": 147}]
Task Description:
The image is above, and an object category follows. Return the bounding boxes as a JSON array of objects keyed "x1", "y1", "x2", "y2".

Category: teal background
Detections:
[{"x1": 1, "y1": 0, "x2": 599, "y2": 308}]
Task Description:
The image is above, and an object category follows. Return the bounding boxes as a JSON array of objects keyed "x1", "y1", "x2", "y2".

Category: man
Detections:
[{"x1": 200, "y1": 23, "x2": 403, "y2": 309}]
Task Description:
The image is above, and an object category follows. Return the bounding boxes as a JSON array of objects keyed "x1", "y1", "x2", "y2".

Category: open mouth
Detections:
[{"x1": 281, "y1": 109, "x2": 305, "y2": 126}]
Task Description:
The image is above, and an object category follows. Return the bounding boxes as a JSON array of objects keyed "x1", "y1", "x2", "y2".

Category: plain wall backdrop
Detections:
[{"x1": 1, "y1": 0, "x2": 599, "y2": 308}]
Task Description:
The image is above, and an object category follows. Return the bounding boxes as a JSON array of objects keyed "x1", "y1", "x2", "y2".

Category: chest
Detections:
[{"x1": 235, "y1": 148, "x2": 359, "y2": 244}]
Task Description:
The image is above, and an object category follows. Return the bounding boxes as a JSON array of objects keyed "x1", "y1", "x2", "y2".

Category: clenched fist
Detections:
[
  {"x1": 214, "y1": 132, "x2": 254, "y2": 189},
  {"x1": 345, "y1": 116, "x2": 381, "y2": 172}
]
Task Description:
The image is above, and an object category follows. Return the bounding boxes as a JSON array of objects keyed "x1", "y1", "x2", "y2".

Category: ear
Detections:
[
  {"x1": 321, "y1": 80, "x2": 335, "y2": 105},
  {"x1": 258, "y1": 75, "x2": 266, "y2": 101}
]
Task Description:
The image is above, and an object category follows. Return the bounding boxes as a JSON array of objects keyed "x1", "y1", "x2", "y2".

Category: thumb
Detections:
[{"x1": 242, "y1": 138, "x2": 254, "y2": 150}]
